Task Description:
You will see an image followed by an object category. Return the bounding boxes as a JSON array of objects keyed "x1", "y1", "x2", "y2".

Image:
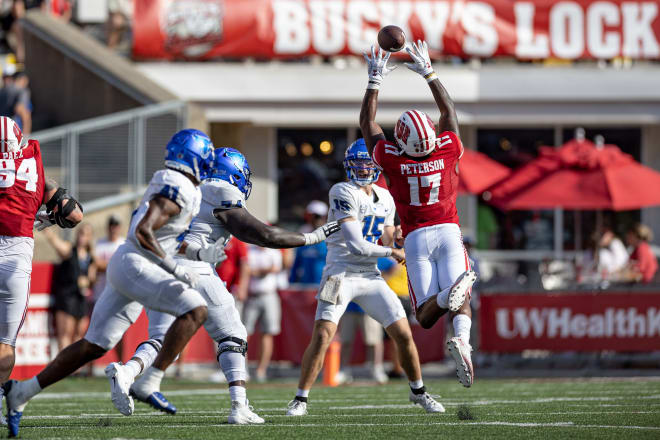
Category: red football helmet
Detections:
[
  {"x1": 0, "y1": 116, "x2": 26, "y2": 154},
  {"x1": 394, "y1": 110, "x2": 437, "y2": 157}
]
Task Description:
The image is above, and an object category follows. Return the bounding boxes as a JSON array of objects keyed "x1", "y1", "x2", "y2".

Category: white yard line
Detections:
[{"x1": 22, "y1": 421, "x2": 660, "y2": 430}]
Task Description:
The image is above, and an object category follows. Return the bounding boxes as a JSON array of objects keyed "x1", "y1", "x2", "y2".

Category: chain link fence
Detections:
[{"x1": 33, "y1": 101, "x2": 186, "y2": 208}]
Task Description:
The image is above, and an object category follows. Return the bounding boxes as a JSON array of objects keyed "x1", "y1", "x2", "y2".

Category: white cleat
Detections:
[
  {"x1": 447, "y1": 337, "x2": 474, "y2": 387},
  {"x1": 105, "y1": 362, "x2": 135, "y2": 416},
  {"x1": 286, "y1": 399, "x2": 308, "y2": 416},
  {"x1": 447, "y1": 270, "x2": 477, "y2": 312},
  {"x1": 228, "y1": 400, "x2": 265, "y2": 424},
  {"x1": 409, "y1": 391, "x2": 446, "y2": 413}
]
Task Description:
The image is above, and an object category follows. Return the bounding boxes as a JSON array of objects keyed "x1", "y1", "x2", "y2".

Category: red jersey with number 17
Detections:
[
  {"x1": 0, "y1": 140, "x2": 46, "y2": 238},
  {"x1": 372, "y1": 132, "x2": 463, "y2": 237}
]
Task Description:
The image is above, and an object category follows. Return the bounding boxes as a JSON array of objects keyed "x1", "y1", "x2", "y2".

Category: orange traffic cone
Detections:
[{"x1": 322, "y1": 340, "x2": 341, "y2": 387}]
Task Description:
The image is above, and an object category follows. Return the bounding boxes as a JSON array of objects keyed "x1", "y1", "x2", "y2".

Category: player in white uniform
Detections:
[
  {"x1": 106, "y1": 147, "x2": 341, "y2": 424},
  {"x1": 3, "y1": 129, "x2": 224, "y2": 437},
  {"x1": 286, "y1": 140, "x2": 444, "y2": 416}
]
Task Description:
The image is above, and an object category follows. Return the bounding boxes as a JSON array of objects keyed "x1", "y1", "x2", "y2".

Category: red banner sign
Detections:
[
  {"x1": 133, "y1": 0, "x2": 660, "y2": 60},
  {"x1": 480, "y1": 292, "x2": 660, "y2": 352}
]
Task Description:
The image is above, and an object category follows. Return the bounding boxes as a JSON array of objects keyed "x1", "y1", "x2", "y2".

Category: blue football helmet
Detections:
[
  {"x1": 210, "y1": 147, "x2": 253, "y2": 200},
  {"x1": 164, "y1": 129, "x2": 215, "y2": 183},
  {"x1": 344, "y1": 138, "x2": 380, "y2": 186}
]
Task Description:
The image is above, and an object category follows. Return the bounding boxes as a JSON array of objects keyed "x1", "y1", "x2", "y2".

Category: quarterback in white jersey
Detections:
[
  {"x1": 286, "y1": 140, "x2": 443, "y2": 416},
  {"x1": 3, "y1": 129, "x2": 224, "y2": 437},
  {"x1": 109, "y1": 147, "x2": 341, "y2": 425}
]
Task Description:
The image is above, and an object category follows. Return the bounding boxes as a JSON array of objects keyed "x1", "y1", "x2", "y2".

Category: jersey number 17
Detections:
[{"x1": 407, "y1": 173, "x2": 441, "y2": 206}]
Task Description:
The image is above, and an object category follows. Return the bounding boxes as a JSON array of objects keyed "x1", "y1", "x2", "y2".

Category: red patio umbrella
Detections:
[
  {"x1": 489, "y1": 139, "x2": 660, "y2": 211},
  {"x1": 458, "y1": 149, "x2": 510, "y2": 194},
  {"x1": 374, "y1": 149, "x2": 510, "y2": 195}
]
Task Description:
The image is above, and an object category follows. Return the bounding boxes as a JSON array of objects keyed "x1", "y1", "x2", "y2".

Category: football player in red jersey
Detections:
[
  {"x1": 360, "y1": 42, "x2": 478, "y2": 387},
  {"x1": 0, "y1": 116, "x2": 82, "y2": 390}
]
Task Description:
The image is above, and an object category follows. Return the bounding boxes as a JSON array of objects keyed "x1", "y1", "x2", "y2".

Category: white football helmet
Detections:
[
  {"x1": 0, "y1": 116, "x2": 27, "y2": 154},
  {"x1": 394, "y1": 110, "x2": 437, "y2": 157}
]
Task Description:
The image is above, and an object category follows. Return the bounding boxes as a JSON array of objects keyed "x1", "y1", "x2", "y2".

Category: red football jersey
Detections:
[
  {"x1": 0, "y1": 140, "x2": 46, "y2": 238},
  {"x1": 372, "y1": 132, "x2": 463, "y2": 237}
]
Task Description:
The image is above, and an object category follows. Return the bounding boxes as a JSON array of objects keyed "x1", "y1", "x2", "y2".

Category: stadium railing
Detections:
[{"x1": 31, "y1": 100, "x2": 187, "y2": 209}]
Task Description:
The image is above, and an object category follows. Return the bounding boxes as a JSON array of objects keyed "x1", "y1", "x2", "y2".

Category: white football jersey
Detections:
[
  {"x1": 184, "y1": 178, "x2": 245, "y2": 253},
  {"x1": 325, "y1": 182, "x2": 396, "y2": 273},
  {"x1": 127, "y1": 169, "x2": 201, "y2": 258}
]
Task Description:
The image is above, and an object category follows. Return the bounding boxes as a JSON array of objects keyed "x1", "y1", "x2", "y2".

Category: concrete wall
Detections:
[
  {"x1": 641, "y1": 125, "x2": 660, "y2": 246},
  {"x1": 210, "y1": 123, "x2": 278, "y2": 223}
]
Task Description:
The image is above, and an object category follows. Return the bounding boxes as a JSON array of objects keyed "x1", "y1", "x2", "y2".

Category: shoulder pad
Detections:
[
  {"x1": 151, "y1": 169, "x2": 197, "y2": 208},
  {"x1": 201, "y1": 179, "x2": 245, "y2": 209},
  {"x1": 329, "y1": 182, "x2": 358, "y2": 216}
]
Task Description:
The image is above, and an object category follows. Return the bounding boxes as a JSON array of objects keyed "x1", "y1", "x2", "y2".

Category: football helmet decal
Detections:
[
  {"x1": 210, "y1": 147, "x2": 253, "y2": 200},
  {"x1": 164, "y1": 129, "x2": 215, "y2": 183},
  {"x1": 0, "y1": 116, "x2": 27, "y2": 154},
  {"x1": 344, "y1": 138, "x2": 380, "y2": 186},
  {"x1": 394, "y1": 110, "x2": 437, "y2": 157}
]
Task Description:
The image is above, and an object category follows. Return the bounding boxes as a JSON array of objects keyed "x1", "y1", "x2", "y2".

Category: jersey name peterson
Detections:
[{"x1": 400, "y1": 159, "x2": 444, "y2": 175}]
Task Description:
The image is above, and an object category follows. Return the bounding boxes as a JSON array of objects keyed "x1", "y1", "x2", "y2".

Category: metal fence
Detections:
[{"x1": 32, "y1": 101, "x2": 187, "y2": 207}]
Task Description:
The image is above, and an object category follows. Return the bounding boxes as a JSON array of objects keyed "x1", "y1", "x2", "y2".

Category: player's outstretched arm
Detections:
[
  {"x1": 214, "y1": 207, "x2": 339, "y2": 249},
  {"x1": 360, "y1": 46, "x2": 396, "y2": 155},
  {"x1": 404, "y1": 40, "x2": 459, "y2": 136},
  {"x1": 340, "y1": 218, "x2": 405, "y2": 262}
]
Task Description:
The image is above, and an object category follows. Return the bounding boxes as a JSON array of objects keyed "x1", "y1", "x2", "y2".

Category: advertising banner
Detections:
[
  {"x1": 133, "y1": 0, "x2": 660, "y2": 60},
  {"x1": 480, "y1": 292, "x2": 660, "y2": 352}
]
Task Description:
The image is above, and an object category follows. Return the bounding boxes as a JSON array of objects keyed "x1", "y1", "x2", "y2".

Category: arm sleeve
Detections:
[
  {"x1": 329, "y1": 184, "x2": 359, "y2": 221},
  {"x1": 341, "y1": 219, "x2": 392, "y2": 258}
]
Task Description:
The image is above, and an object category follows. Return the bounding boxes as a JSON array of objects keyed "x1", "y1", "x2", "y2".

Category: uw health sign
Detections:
[
  {"x1": 480, "y1": 292, "x2": 660, "y2": 352},
  {"x1": 133, "y1": 0, "x2": 660, "y2": 60}
]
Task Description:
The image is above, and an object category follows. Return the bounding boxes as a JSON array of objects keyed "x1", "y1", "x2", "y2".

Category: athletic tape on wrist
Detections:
[{"x1": 159, "y1": 255, "x2": 178, "y2": 274}]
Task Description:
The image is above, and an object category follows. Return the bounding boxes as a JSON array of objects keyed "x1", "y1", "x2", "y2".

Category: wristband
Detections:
[
  {"x1": 424, "y1": 71, "x2": 438, "y2": 83},
  {"x1": 184, "y1": 242, "x2": 202, "y2": 261},
  {"x1": 385, "y1": 248, "x2": 393, "y2": 257},
  {"x1": 303, "y1": 232, "x2": 316, "y2": 246},
  {"x1": 367, "y1": 80, "x2": 381, "y2": 90},
  {"x1": 159, "y1": 255, "x2": 178, "y2": 274}
]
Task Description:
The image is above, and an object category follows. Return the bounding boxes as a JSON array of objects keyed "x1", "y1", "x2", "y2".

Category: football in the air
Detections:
[{"x1": 377, "y1": 25, "x2": 406, "y2": 52}]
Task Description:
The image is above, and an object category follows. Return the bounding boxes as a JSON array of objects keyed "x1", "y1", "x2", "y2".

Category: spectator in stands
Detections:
[
  {"x1": 107, "y1": 0, "x2": 132, "y2": 52},
  {"x1": 243, "y1": 244, "x2": 282, "y2": 382},
  {"x1": 336, "y1": 303, "x2": 387, "y2": 384},
  {"x1": 92, "y1": 215, "x2": 124, "y2": 359},
  {"x1": 0, "y1": 68, "x2": 30, "y2": 133},
  {"x1": 43, "y1": 223, "x2": 96, "y2": 353},
  {"x1": 622, "y1": 224, "x2": 658, "y2": 283},
  {"x1": 597, "y1": 227, "x2": 629, "y2": 280},
  {"x1": 11, "y1": 71, "x2": 30, "y2": 129},
  {"x1": 289, "y1": 201, "x2": 328, "y2": 284},
  {"x1": 11, "y1": 0, "x2": 49, "y2": 62}
]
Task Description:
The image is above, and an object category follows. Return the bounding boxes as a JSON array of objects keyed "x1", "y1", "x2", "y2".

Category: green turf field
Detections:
[{"x1": 6, "y1": 376, "x2": 660, "y2": 439}]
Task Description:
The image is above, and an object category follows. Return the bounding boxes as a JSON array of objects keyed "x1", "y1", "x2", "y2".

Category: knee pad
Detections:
[{"x1": 217, "y1": 337, "x2": 248, "y2": 383}]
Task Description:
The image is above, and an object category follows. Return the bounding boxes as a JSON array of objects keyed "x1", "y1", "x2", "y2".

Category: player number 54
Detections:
[{"x1": 407, "y1": 173, "x2": 441, "y2": 206}]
